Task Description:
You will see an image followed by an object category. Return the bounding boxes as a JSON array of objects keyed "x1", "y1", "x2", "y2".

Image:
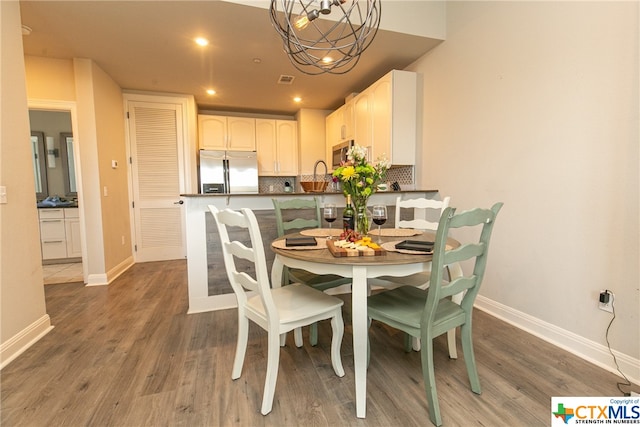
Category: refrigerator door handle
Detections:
[{"x1": 223, "y1": 159, "x2": 230, "y2": 193}]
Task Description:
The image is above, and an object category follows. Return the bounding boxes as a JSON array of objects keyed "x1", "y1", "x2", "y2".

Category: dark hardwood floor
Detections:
[{"x1": 1, "y1": 260, "x2": 629, "y2": 426}]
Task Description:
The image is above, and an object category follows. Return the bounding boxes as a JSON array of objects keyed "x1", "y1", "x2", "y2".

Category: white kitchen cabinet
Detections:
[
  {"x1": 198, "y1": 115, "x2": 256, "y2": 151},
  {"x1": 341, "y1": 70, "x2": 417, "y2": 165},
  {"x1": 341, "y1": 101, "x2": 354, "y2": 140},
  {"x1": 325, "y1": 109, "x2": 341, "y2": 165},
  {"x1": 354, "y1": 91, "x2": 372, "y2": 152},
  {"x1": 256, "y1": 119, "x2": 298, "y2": 176},
  {"x1": 325, "y1": 100, "x2": 355, "y2": 166},
  {"x1": 370, "y1": 75, "x2": 392, "y2": 161},
  {"x1": 39, "y1": 207, "x2": 80, "y2": 260},
  {"x1": 276, "y1": 120, "x2": 298, "y2": 175},
  {"x1": 326, "y1": 102, "x2": 354, "y2": 141},
  {"x1": 64, "y1": 208, "x2": 82, "y2": 258}
]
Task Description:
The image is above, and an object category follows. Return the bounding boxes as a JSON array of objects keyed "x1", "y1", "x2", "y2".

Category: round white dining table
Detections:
[{"x1": 270, "y1": 230, "x2": 460, "y2": 419}]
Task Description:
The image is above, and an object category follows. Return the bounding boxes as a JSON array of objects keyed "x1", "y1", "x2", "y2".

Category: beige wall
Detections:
[
  {"x1": 24, "y1": 56, "x2": 75, "y2": 101},
  {"x1": 1, "y1": 1, "x2": 51, "y2": 366},
  {"x1": 296, "y1": 108, "x2": 331, "y2": 175},
  {"x1": 24, "y1": 55, "x2": 133, "y2": 283},
  {"x1": 408, "y1": 1, "x2": 639, "y2": 372},
  {"x1": 73, "y1": 59, "x2": 132, "y2": 282},
  {"x1": 92, "y1": 65, "x2": 130, "y2": 271}
]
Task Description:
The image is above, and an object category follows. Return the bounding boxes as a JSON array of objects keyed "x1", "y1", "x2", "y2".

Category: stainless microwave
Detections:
[{"x1": 331, "y1": 140, "x2": 354, "y2": 169}]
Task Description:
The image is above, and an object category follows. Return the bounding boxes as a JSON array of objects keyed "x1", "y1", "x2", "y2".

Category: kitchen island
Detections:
[{"x1": 182, "y1": 190, "x2": 439, "y2": 313}]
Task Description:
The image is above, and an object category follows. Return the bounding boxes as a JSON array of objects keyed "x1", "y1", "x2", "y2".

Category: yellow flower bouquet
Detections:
[{"x1": 332, "y1": 144, "x2": 389, "y2": 234}]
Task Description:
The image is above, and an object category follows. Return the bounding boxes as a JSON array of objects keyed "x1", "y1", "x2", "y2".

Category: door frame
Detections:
[
  {"x1": 28, "y1": 99, "x2": 88, "y2": 283},
  {"x1": 122, "y1": 92, "x2": 197, "y2": 262}
]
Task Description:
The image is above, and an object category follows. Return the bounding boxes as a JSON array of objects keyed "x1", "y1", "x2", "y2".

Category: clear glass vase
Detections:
[{"x1": 355, "y1": 202, "x2": 371, "y2": 235}]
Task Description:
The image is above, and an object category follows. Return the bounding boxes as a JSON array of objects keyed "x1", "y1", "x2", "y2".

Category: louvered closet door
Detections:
[{"x1": 128, "y1": 101, "x2": 186, "y2": 262}]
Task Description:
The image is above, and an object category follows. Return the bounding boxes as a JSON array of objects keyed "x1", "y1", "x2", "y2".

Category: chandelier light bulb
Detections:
[
  {"x1": 294, "y1": 14, "x2": 309, "y2": 30},
  {"x1": 294, "y1": 9, "x2": 320, "y2": 30}
]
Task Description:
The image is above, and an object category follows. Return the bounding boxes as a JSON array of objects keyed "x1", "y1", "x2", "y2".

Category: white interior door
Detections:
[{"x1": 127, "y1": 101, "x2": 186, "y2": 262}]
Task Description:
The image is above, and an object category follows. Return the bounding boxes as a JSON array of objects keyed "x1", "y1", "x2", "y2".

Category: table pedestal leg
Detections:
[{"x1": 351, "y1": 265, "x2": 368, "y2": 418}]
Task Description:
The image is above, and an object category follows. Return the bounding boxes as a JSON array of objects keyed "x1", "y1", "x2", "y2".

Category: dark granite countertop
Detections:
[
  {"x1": 37, "y1": 203, "x2": 78, "y2": 208},
  {"x1": 181, "y1": 189, "x2": 438, "y2": 197}
]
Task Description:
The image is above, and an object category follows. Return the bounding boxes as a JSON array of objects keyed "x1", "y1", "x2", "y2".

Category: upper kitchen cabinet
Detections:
[
  {"x1": 340, "y1": 101, "x2": 355, "y2": 140},
  {"x1": 354, "y1": 92, "x2": 372, "y2": 153},
  {"x1": 325, "y1": 109, "x2": 341, "y2": 165},
  {"x1": 198, "y1": 115, "x2": 256, "y2": 151},
  {"x1": 326, "y1": 101, "x2": 354, "y2": 141},
  {"x1": 256, "y1": 119, "x2": 298, "y2": 176},
  {"x1": 352, "y1": 70, "x2": 417, "y2": 165},
  {"x1": 325, "y1": 100, "x2": 354, "y2": 165}
]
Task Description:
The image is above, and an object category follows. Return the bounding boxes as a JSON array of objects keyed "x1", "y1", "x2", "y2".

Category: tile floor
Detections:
[{"x1": 42, "y1": 262, "x2": 83, "y2": 285}]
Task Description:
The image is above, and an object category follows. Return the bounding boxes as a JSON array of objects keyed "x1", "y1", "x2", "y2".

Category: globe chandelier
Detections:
[{"x1": 269, "y1": 0, "x2": 382, "y2": 75}]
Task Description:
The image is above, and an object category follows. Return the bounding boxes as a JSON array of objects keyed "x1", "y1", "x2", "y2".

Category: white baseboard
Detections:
[
  {"x1": 475, "y1": 295, "x2": 640, "y2": 387},
  {"x1": 85, "y1": 256, "x2": 134, "y2": 287},
  {"x1": 106, "y1": 256, "x2": 134, "y2": 284},
  {"x1": 187, "y1": 293, "x2": 238, "y2": 314},
  {"x1": 86, "y1": 272, "x2": 108, "y2": 286},
  {"x1": 1, "y1": 315, "x2": 53, "y2": 370}
]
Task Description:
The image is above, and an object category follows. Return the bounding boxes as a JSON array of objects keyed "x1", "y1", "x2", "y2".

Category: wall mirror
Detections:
[
  {"x1": 30, "y1": 131, "x2": 48, "y2": 200},
  {"x1": 28, "y1": 110, "x2": 75, "y2": 201},
  {"x1": 59, "y1": 132, "x2": 77, "y2": 197}
]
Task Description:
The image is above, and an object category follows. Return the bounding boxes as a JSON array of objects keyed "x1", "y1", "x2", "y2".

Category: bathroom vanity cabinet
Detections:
[{"x1": 39, "y1": 207, "x2": 81, "y2": 261}]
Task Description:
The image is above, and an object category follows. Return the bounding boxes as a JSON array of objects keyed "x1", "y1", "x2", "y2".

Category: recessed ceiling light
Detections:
[
  {"x1": 22, "y1": 25, "x2": 32, "y2": 36},
  {"x1": 293, "y1": 97, "x2": 302, "y2": 103},
  {"x1": 206, "y1": 89, "x2": 216, "y2": 95},
  {"x1": 195, "y1": 37, "x2": 209, "y2": 47},
  {"x1": 253, "y1": 58, "x2": 262, "y2": 64}
]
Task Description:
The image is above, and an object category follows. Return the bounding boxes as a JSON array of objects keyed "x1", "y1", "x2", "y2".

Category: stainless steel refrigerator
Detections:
[{"x1": 199, "y1": 150, "x2": 259, "y2": 194}]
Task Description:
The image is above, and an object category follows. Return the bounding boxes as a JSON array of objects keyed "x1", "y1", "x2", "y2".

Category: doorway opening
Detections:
[{"x1": 28, "y1": 101, "x2": 87, "y2": 285}]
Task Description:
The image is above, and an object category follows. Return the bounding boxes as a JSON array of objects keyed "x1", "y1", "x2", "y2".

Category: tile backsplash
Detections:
[
  {"x1": 258, "y1": 165, "x2": 414, "y2": 193},
  {"x1": 258, "y1": 177, "x2": 297, "y2": 193}
]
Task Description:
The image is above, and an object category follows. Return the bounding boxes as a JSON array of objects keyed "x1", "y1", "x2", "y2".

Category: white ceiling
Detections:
[{"x1": 20, "y1": 1, "x2": 442, "y2": 115}]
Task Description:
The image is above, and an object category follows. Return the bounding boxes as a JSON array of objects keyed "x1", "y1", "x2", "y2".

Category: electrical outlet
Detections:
[{"x1": 598, "y1": 290, "x2": 614, "y2": 313}]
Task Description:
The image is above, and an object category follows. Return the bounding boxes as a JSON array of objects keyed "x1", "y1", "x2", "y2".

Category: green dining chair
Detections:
[
  {"x1": 272, "y1": 197, "x2": 351, "y2": 346},
  {"x1": 367, "y1": 202, "x2": 503, "y2": 426}
]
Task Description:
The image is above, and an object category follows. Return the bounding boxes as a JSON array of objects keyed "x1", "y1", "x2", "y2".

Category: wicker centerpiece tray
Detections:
[{"x1": 326, "y1": 239, "x2": 386, "y2": 257}]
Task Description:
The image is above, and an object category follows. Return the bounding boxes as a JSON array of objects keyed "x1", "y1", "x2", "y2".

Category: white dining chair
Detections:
[
  {"x1": 209, "y1": 205, "x2": 345, "y2": 415},
  {"x1": 379, "y1": 195, "x2": 451, "y2": 291},
  {"x1": 395, "y1": 196, "x2": 451, "y2": 234},
  {"x1": 378, "y1": 196, "x2": 462, "y2": 356}
]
